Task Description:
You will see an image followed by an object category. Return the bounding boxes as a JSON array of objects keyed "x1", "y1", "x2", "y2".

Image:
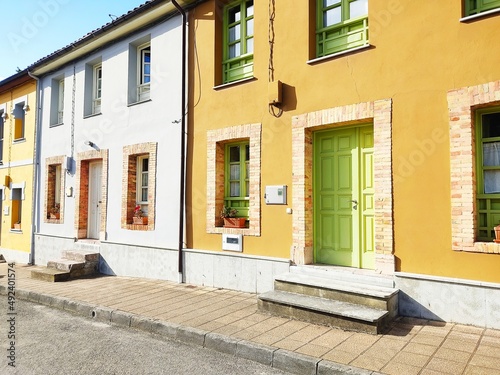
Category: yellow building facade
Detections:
[
  {"x1": 186, "y1": 0, "x2": 500, "y2": 326},
  {"x1": 0, "y1": 72, "x2": 37, "y2": 263}
]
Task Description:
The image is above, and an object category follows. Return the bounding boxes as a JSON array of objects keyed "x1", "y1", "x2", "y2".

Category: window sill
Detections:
[
  {"x1": 45, "y1": 218, "x2": 62, "y2": 224},
  {"x1": 128, "y1": 98, "x2": 152, "y2": 107},
  {"x1": 471, "y1": 242, "x2": 500, "y2": 254},
  {"x1": 214, "y1": 77, "x2": 256, "y2": 91},
  {"x1": 50, "y1": 122, "x2": 64, "y2": 128},
  {"x1": 307, "y1": 44, "x2": 371, "y2": 65},
  {"x1": 13, "y1": 138, "x2": 26, "y2": 144},
  {"x1": 83, "y1": 112, "x2": 102, "y2": 119},
  {"x1": 9, "y1": 229, "x2": 22, "y2": 234},
  {"x1": 125, "y1": 223, "x2": 150, "y2": 231},
  {"x1": 460, "y1": 8, "x2": 500, "y2": 22},
  {"x1": 207, "y1": 224, "x2": 259, "y2": 236}
]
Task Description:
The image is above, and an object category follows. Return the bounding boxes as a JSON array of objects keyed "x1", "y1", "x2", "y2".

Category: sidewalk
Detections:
[{"x1": 2, "y1": 263, "x2": 500, "y2": 375}]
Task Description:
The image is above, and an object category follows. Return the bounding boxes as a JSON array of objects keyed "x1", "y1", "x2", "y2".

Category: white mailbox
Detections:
[
  {"x1": 265, "y1": 185, "x2": 287, "y2": 205},
  {"x1": 222, "y1": 234, "x2": 243, "y2": 252}
]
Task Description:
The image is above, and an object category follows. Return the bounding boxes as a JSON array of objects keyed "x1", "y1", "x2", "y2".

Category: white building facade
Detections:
[{"x1": 32, "y1": 0, "x2": 192, "y2": 281}]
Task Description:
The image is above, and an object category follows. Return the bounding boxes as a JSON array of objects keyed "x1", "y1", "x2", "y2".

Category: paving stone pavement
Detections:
[{"x1": 2, "y1": 263, "x2": 500, "y2": 375}]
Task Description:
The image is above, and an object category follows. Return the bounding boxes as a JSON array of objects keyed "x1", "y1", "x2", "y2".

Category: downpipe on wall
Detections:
[
  {"x1": 172, "y1": 0, "x2": 187, "y2": 283},
  {"x1": 27, "y1": 69, "x2": 42, "y2": 265}
]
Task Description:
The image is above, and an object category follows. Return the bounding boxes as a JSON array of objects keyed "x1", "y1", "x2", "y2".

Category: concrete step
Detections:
[
  {"x1": 258, "y1": 290, "x2": 389, "y2": 334},
  {"x1": 68, "y1": 262, "x2": 99, "y2": 278},
  {"x1": 31, "y1": 268, "x2": 70, "y2": 282},
  {"x1": 275, "y1": 273, "x2": 398, "y2": 318},
  {"x1": 61, "y1": 250, "x2": 99, "y2": 263},
  {"x1": 73, "y1": 241, "x2": 101, "y2": 253},
  {"x1": 47, "y1": 259, "x2": 86, "y2": 272},
  {"x1": 289, "y1": 265, "x2": 395, "y2": 288}
]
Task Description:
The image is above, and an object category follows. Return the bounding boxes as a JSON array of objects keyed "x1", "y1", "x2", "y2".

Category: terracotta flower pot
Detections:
[
  {"x1": 495, "y1": 225, "x2": 500, "y2": 243},
  {"x1": 133, "y1": 217, "x2": 148, "y2": 225},
  {"x1": 223, "y1": 217, "x2": 246, "y2": 228}
]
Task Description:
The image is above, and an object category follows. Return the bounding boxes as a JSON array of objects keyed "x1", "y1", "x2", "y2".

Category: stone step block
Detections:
[
  {"x1": 258, "y1": 290, "x2": 390, "y2": 334},
  {"x1": 31, "y1": 268, "x2": 70, "y2": 282},
  {"x1": 275, "y1": 273, "x2": 398, "y2": 319},
  {"x1": 61, "y1": 250, "x2": 100, "y2": 263},
  {"x1": 289, "y1": 265, "x2": 394, "y2": 288},
  {"x1": 72, "y1": 241, "x2": 101, "y2": 253},
  {"x1": 47, "y1": 259, "x2": 85, "y2": 272}
]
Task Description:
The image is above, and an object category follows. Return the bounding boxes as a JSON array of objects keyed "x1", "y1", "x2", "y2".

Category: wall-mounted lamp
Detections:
[
  {"x1": 23, "y1": 104, "x2": 29, "y2": 112},
  {"x1": 84, "y1": 140, "x2": 95, "y2": 148},
  {"x1": 268, "y1": 80, "x2": 283, "y2": 118},
  {"x1": 0, "y1": 112, "x2": 6, "y2": 120}
]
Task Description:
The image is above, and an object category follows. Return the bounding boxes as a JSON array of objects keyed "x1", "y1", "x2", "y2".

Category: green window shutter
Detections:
[
  {"x1": 316, "y1": 0, "x2": 368, "y2": 58},
  {"x1": 224, "y1": 141, "x2": 250, "y2": 218},
  {"x1": 466, "y1": 0, "x2": 500, "y2": 16},
  {"x1": 223, "y1": 0, "x2": 254, "y2": 83},
  {"x1": 475, "y1": 108, "x2": 500, "y2": 241}
]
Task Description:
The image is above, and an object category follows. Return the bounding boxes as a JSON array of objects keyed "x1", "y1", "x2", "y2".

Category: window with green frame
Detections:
[
  {"x1": 225, "y1": 141, "x2": 249, "y2": 219},
  {"x1": 316, "y1": 0, "x2": 368, "y2": 58},
  {"x1": 223, "y1": 0, "x2": 254, "y2": 84},
  {"x1": 476, "y1": 108, "x2": 500, "y2": 241},
  {"x1": 465, "y1": 0, "x2": 500, "y2": 16}
]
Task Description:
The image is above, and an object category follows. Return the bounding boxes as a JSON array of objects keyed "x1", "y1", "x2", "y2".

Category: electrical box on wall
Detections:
[
  {"x1": 265, "y1": 185, "x2": 287, "y2": 205},
  {"x1": 222, "y1": 234, "x2": 243, "y2": 252}
]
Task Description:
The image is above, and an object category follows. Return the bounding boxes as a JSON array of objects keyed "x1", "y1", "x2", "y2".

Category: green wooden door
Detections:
[{"x1": 313, "y1": 125, "x2": 374, "y2": 269}]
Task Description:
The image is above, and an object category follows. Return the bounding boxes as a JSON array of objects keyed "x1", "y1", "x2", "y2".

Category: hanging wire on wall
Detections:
[
  {"x1": 7, "y1": 92, "x2": 13, "y2": 182},
  {"x1": 268, "y1": 0, "x2": 282, "y2": 117},
  {"x1": 268, "y1": 0, "x2": 276, "y2": 83},
  {"x1": 71, "y1": 65, "x2": 76, "y2": 158},
  {"x1": 67, "y1": 64, "x2": 77, "y2": 175}
]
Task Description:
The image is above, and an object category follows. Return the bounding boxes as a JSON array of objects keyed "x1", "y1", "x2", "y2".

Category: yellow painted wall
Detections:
[
  {"x1": 0, "y1": 79, "x2": 36, "y2": 254},
  {"x1": 187, "y1": 1, "x2": 500, "y2": 282}
]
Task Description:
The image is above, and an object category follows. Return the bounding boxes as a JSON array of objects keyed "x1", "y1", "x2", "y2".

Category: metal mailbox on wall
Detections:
[
  {"x1": 222, "y1": 234, "x2": 243, "y2": 252},
  {"x1": 265, "y1": 185, "x2": 287, "y2": 205}
]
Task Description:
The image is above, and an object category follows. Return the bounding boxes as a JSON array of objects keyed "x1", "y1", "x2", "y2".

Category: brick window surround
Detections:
[
  {"x1": 448, "y1": 80, "x2": 500, "y2": 254},
  {"x1": 121, "y1": 142, "x2": 157, "y2": 231},
  {"x1": 291, "y1": 99, "x2": 394, "y2": 274},
  {"x1": 44, "y1": 155, "x2": 66, "y2": 224},
  {"x1": 206, "y1": 123, "x2": 261, "y2": 236},
  {"x1": 75, "y1": 149, "x2": 108, "y2": 239}
]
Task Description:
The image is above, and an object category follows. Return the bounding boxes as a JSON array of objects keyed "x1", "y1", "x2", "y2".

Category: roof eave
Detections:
[{"x1": 29, "y1": 0, "x2": 194, "y2": 76}]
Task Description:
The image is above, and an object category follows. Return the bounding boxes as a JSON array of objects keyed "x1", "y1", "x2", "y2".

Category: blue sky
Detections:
[{"x1": 0, "y1": 0, "x2": 147, "y2": 80}]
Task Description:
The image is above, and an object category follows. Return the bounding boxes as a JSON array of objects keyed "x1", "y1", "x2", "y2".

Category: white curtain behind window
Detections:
[{"x1": 483, "y1": 142, "x2": 500, "y2": 193}]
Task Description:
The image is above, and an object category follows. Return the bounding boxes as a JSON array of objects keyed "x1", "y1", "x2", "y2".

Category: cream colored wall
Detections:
[
  {"x1": 188, "y1": 1, "x2": 500, "y2": 281},
  {"x1": 0, "y1": 80, "x2": 36, "y2": 254}
]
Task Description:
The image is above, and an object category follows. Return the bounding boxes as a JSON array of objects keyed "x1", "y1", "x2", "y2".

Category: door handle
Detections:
[{"x1": 350, "y1": 200, "x2": 358, "y2": 210}]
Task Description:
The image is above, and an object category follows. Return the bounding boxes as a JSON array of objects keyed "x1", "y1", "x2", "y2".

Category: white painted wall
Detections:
[{"x1": 36, "y1": 17, "x2": 184, "y2": 268}]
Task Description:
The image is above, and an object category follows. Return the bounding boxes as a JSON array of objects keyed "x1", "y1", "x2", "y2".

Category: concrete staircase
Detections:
[
  {"x1": 258, "y1": 265, "x2": 399, "y2": 334},
  {"x1": 31, "y1": 241, "x2": 100, "y2": 282}
]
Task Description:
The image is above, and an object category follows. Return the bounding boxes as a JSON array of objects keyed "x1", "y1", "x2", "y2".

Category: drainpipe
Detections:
[
  {"x1": 27, "y1": 69, "x2": 42, "y2": 265},
  {"x1": 172, "y1": 0, "x2": 187, "y2": 283}
]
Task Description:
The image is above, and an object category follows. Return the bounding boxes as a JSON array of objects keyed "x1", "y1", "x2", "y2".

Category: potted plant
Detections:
[
  {"x1": 133, "y1": 204, "x2": 148, "y2": 225},
  {"x1": 220, "y1": 206, "x2": 246, "y2": 228},
  {"x1": 13, "y1": 221, "x2": 21, "y2": 230},
  {"x1": 49, "y1": 203, "x2": 60, "y2": 219},
  {"x1": 495, "y1": 224, "x2": 500, "y2": 243}
]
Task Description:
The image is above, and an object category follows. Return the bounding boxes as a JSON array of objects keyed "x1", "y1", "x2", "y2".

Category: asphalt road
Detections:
[{"x1": 1, "y1": 298, "x2": 293, "y2": 375}]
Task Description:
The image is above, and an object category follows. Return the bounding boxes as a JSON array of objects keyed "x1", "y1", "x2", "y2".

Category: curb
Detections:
[{"x1": 0, "y1": 286, "x2": 382, "y2": 375}]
